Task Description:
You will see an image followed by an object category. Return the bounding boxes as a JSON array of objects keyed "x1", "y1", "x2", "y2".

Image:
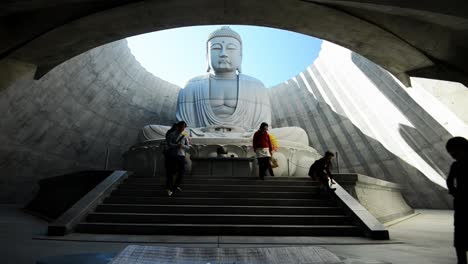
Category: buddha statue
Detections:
[
  {"x1": 139, "y1": 26, "x2": 318, "y2": 176},
  {"x1": 142, "y1": 26, "x2": 306, "y2": 142},
  {"x1": 176, "y1": 26, "x2": 271, "y2": 133}
]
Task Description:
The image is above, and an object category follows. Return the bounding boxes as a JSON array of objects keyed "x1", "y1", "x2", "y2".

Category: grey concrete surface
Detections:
[
  {"x1": 0, "y1": 40, "x2": 179, "y2": 203},
  {"x1": 412, "y1": 78, "x2": 468, "y2": 124},
  {"x1": 326, "y1": 210, "x2": 457, "y2": 264},
  {"x1": 0, "y1": 205, "x2": 457, "y2": 264},
  {"x1": 269, "y1": 43, "x2": 454, "y2": 209},
  {"x1": 2, "y1": 0, "x2": 468, "y2": 86},
  {"x1": 335, "y1": 174, "x2": 414, "y2": 223}
]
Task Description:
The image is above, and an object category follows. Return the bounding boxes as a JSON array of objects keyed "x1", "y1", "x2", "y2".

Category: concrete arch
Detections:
[
  {"x1": 1, "y1": 0, "x2": 467, "y2": 206},
  {"x1": 3, "y1": 0, "x2": 468, "y2": 86}
]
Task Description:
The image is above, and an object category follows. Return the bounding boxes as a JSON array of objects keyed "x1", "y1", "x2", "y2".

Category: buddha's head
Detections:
[{"x1": 207, "y1": 26, "x2": 242, "y2": 75}]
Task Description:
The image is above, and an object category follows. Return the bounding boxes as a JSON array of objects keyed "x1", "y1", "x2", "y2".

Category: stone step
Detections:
[
  {"x1": 111, "y1": 189, "x2": 318, "y2": 199},
  {"x1": 95, "y1": 204, "x2": 344, "y2": 215},
  {"x1": 117, "y1": 183, "x2": 318, "y2": 192},
  {"x1": 76, "y1": 223, "x2": 362, "y2": 236},
  {"x1": 86, "y1": 212, "x2": 352, "y2": 225},
  {"x1": 131, "y1": 176, "x2": 313, "y2": 181},
  {"x1": 103, "y1": 196, "x2": 335, "y2": 207},
  {"x1": 124, "y1": 178, "x2": 320, "y2": 186},
  {"x1": 71, "y1": 173, "x2": 365, "y2": 237}
]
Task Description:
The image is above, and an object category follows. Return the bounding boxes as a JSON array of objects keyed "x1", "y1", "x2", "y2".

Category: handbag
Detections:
[{"x1": 270, "y1": 156, "x2": 279, "y2": 168}]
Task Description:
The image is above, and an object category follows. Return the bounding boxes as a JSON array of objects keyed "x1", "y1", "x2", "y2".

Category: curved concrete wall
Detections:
[
  {"x1": 5, "y1": 0, "x2": 468, "y2": 87},
  {"x1": 269, "y1": 42, "x2": 467, "y2": 209},
  {"x1": 410, "y1": 78, "x2": 468, "y2": 125},
  {"x1": 0, "y1": 40, "x2": 180, "y2": 203},
  {"x1": 1, "y1": 38, "x2": 466, "y2": 209}
]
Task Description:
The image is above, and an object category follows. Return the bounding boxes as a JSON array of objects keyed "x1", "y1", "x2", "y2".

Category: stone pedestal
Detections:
[
  {"x1": 124, "y1": 138, "x2": 321, "y2": 178},
  {"x1": 191, "y1": 157, "x2": 255, "y2": 177}
]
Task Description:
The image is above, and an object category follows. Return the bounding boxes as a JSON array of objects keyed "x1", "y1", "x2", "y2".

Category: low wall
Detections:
[
  {"x1": 124, "y1": 138, "x2": 321, "y2": 178},
  {"x1": 333, "y1": 173, "x2": 414, "y2": 223},
  {"x1": 191, "y1": 157, "x2": 255, "y2": 177}
]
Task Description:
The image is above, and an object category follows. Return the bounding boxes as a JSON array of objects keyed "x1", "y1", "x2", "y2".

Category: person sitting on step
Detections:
[{"x1": 308, "y1": 151, "x2": 336, "y2": 193}]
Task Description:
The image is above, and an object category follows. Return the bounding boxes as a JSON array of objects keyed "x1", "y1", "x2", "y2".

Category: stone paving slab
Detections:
[{"x1": 109, "y1": 245, "x2": 342, "y2": 264}]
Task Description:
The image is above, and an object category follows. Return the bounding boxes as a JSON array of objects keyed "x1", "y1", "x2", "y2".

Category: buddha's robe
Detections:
[
  {"x1": 176, "y1": 74, "x2": 271, "y2": 131},
  {"x1": 140, "y1": 73, "x2": 309, "y2": 146}
]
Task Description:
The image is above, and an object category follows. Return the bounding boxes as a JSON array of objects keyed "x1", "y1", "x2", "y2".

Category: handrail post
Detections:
[
  {"x1": 104, "y1": 147, "x2": 109, "y2": 170},
  {"x1": 335, "y1": 151, "x2": 339, "y2": 173}
]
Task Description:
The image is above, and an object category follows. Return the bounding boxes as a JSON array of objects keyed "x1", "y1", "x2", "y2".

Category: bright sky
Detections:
[{"x1": 127, "y1": 25, "x2": 322, "y2": 88}]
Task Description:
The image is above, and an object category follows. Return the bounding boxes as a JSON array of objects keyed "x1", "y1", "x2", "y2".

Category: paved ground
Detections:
[{"x1": 0, "y1": 205, "x2": 457, "y2": 264}]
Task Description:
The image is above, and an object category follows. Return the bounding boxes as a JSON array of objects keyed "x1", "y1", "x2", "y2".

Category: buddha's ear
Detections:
[
  {"x1": 238, "y1": 48, "x2": 242, "y2": 73},
  {"x1": 206, "y1": 46, "x2": 210, "y2": 72}
]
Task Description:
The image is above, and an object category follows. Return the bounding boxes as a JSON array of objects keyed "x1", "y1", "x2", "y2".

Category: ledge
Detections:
[
  {"x1": 334, "y1": 173, "x2": 401, "y2": 190},
  {"x1": 334, "y1": 173, "x2": 414, "y2": 224},
  {"x1": 191, "y1": 157, "x2": 255, "y2": 177},
  {"x1": 332, "y1": 183, "x2": 390, "y2": 240},
  {"x1": 48, "y1": 171, "x2": 130, "y2": 236},
  {"x1": 191, "y1": 157, "x2": 255, "y2": 161}
]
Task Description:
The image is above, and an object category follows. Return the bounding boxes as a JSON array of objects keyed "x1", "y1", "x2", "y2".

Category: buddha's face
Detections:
[{"x1": 208, "y1": 37, "x2": 242, "y2": 74}]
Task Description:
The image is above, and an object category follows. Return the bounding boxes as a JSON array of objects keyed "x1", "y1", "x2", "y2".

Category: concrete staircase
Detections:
[{"x1": 75, "y1": 175, "x2": 363, "y2": 236}]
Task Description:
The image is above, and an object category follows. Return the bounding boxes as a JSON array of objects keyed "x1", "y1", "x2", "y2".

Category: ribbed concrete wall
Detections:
[
  {"x1": 1, "y1": 39, "x2": 465, "y2": 208},
  {"x1": 269, "y1": 42, "x2": 467, "y2": 209},
  {"x1": 0, "y1": 40, "x2": 180, "y2": 203}
]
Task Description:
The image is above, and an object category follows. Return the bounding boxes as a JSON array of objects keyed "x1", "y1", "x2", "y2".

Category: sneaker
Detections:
[
  {"x1": 175, "y1": 186, "x2": 183, "y2": 192},
  {"x1": 166, "y1": 189, "x2": 173, "y2": 197}
]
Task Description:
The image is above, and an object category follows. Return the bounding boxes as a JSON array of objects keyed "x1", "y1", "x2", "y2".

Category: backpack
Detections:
[
  {"x1": 164, "y1": 134, "x2": 185, "y2": 157},
  {"x1": 308, "y1": 158, "x2": 325, "y2": 177},
  {"x1": 308, "y1": 160, "x2": 318, "y2": 177}
]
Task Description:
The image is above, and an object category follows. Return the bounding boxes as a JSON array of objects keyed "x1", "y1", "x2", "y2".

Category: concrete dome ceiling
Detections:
[{"x1": 2, "y1": 0, "x2": 468, "y2": 87}]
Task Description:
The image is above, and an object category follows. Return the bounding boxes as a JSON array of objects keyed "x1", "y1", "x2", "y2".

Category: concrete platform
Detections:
[{"x1": 0, "y1": 205, "x2": 456, "y2": 264}]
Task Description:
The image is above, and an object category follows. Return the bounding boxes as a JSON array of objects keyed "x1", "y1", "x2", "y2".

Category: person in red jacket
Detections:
[{"x1": 253, "y1": 122, "x2": 274, "y2": 180}]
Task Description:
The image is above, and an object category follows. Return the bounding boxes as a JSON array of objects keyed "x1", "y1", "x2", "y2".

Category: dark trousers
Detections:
[
  {"x1": 166, "y1": 155, "x2": 186, "y2": 190},
  {"x1": 268, "y1": 163, "x2": 275, "y2": 176},
  {"x1": 164, "y1": 154, "x2": 173, "y2": 190},
  {"x1": 454, "y1": 199, "x2": 468, "y2": 264},
  {"x1": 257, "y1": 157, "x2": 270, "y2": 178},
  {"x1": 456, "y1": 247, "x2": 467, "y2": 264},
  {"x1": 317, "y1": 172, "x2": 329, "y2": 186}
]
